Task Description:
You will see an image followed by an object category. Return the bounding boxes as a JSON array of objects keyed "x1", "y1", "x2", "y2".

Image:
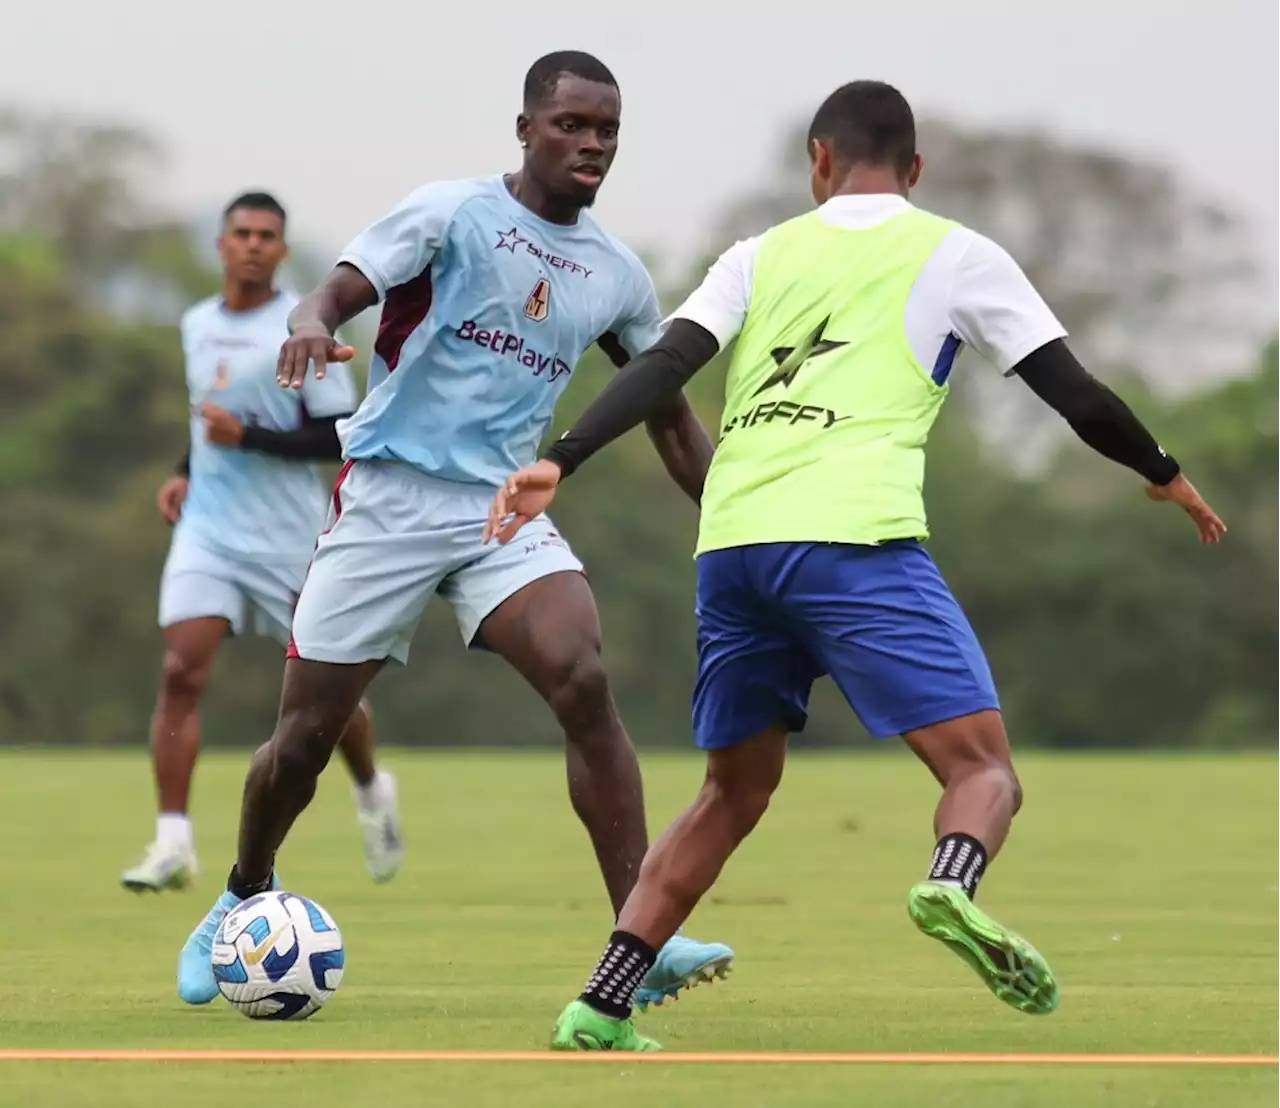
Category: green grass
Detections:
[{"x1": 0, "y1": 749, "x2": 1275, "y2": 1106}]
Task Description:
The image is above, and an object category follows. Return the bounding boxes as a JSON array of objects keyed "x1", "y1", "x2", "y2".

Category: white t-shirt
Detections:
[{"x1": 672, "y1": 194, "x2": 1067, "y2": 380}]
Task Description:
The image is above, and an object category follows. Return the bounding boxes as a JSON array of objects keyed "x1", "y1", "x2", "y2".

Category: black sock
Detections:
[
  {"x1": 579, "y1": 930, "x2": 658, "y2": 1020},
  {"x1": 927, "y1": 833, "x2": 989, "y2": 899},
  {"x1": 227, "y1": 864, "x2": 274, "y2": 900}
]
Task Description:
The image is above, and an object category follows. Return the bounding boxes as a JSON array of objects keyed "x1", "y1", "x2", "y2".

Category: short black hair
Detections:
[
  {"x1": 222, "y1": 191, "x2": 286, "y2": 227},
  {"x1": 807, "y1": 81, "x2": 916, "y2": 177},
  {"x1": 523, "y1": 51, "x2": 617, "y2": 110}
]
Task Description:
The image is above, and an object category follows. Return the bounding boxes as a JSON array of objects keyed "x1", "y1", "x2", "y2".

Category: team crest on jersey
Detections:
[
  {"x1": 214, "y1": 361, "x2": 230, "y2": 389},
  {"x1": 524, "y1": 278, "x2": 551, "y2": 322}
]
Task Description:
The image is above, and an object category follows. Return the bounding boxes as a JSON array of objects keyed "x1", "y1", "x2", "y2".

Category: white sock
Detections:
[
  {"x1": 156, "y1": 813, "x2": 193, "y2": 852},
  {"x1": 355, "y1": 771, "x2": 393, "y2": 813}
]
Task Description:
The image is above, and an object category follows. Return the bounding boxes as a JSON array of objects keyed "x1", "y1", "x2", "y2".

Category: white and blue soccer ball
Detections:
[{"x1": 211, "y1": 890, "x2": 345, "y2": 1020}]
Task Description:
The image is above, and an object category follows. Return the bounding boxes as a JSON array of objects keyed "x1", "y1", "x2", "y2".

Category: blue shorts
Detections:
[{"x1": 692, "y1": 541, "x2": 999, "y2": 749}]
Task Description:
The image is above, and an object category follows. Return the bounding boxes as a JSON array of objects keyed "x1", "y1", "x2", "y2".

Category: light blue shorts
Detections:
[
  {"x1": 158, "y1": 527, "x2": 307, "y2": 645},
  {"x1": 288, "y1": 460, "x2": 583, "y2": 665}
]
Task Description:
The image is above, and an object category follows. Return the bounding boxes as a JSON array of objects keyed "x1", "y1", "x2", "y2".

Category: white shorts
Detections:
[
  {"x1": 288, "y1": 460, "x2": 584, "y2": 665},
  {"x1": 159, "y1": 527, "x2": 308, "y2": 645}
]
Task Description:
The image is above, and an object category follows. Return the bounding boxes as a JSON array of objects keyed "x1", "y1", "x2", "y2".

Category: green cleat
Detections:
[
  {"x1": 908, "y1": 880, "x2": 1060, "y2": 1015},
  {"x1": 550, "y1": 1000, "x2": 663, "y2": 1052}
]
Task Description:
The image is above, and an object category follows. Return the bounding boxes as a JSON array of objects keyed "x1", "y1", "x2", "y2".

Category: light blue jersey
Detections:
[
  {"x1": 335, "y1": 175, "x2": 665, "y2": 487},
  {"x1": 178, "y1": 292, "x2": 359, "y2": 560}
]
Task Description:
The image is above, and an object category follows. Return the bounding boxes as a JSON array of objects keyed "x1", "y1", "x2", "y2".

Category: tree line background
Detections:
[{"x1": 0, "y1": 109, "x2": 1274, "y2": 751}]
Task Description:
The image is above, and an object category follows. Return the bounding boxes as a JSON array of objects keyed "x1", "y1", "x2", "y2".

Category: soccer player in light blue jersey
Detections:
[
  {"x1": 176, "y1": 52, "x2": 735, "y2": 1013},
  {"x1": 122, "y1": 193, "x2": 403, "y2": 898}
]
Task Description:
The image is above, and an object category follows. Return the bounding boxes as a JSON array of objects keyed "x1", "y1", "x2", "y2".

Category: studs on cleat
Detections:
[
  {"x1": 907, "y1": 882, "x2": 1059, "y2": 1016},
  {"x1": 704, "y1": 959, "x2": 733, "y2": 983},
  {"x1": 633, "y1": 954, "x2": 734, "y2": 1012}
]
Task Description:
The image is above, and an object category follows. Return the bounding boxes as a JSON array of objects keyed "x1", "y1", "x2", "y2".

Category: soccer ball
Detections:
[{"x1": 211, "y1": 890, "x2": 345, "y2": 1020}]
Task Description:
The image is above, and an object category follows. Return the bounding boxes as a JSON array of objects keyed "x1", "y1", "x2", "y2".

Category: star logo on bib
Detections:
[{"x1": 752, "y1": 315, "x2": 847, "y2": 396}]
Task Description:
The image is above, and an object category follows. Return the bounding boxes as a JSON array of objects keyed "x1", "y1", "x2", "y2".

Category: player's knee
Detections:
[
  {"x1": 1009, "y1": 768, "x2": 1024, "y2": 816},
  {"x1": 703, "y1": 760, "x2": 782, "y2": 842},
  {"x1": 270, "y1": 705, "x2": 346, "y2": 783},
  {"x1": 546, "y1": 655, "x2": 614, "y2": 737},
  {"x1": 706, "y1": 775, "x2": 773, "y2": 842},
  {"x1": 159, "y1": 650, "x2": 210, "y2": 704},
  {"x1": 926, "y1": 713, "x2": 1018, "y2": 793},
  {"x1": 948, "y1": 746, "x2": 1022, "y2": 816}
]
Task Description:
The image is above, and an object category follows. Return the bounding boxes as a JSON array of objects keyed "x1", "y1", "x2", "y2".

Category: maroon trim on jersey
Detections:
[
  {"x1": 374, "y1": 266, "x2": 434, "y2": 372},
  {"x1": 286, "y1": 459, "x2": 357, "y2": 661}
]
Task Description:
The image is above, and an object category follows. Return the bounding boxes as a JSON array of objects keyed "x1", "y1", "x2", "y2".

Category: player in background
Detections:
[
  {"x1": 486, "y1": 80, "x2": 1227, "y2": 1051},
  {"x1": 122, "y1": 193, "x2": 403, "y2": 898},
  {"x1": 174, "y1": 53, "x2": 734, "y2": 1010}
]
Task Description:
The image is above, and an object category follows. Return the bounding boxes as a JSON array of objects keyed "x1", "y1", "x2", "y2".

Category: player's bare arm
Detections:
[
  {"x1": 596, "y1": 331, "x2": 716, "y2": 503},
  {"x1": 1014, "y1": 339, "x2": 1227, "y2": 544},
  {"x1": 277, "y1": 263, "x2": 372, "y2": 389},
  {"x1": 156, "y1": 453, "x2": 189, "y2": 526},
  {"x1": 488, "y1": 320, "x2": 719, "y2": 543}
]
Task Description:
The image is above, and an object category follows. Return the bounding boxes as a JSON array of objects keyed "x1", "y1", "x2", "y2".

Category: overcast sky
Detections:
[{"x1": 3, "y1": 0, "x2": 1276, "y2": 283}]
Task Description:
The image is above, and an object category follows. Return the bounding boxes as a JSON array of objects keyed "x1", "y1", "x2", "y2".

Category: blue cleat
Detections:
[
  {"x1": 634, "y1": 934, "x2": 735, "y2": 1011},
  {"x1": 176, "y1": 875, "x2": 280, "y2": 1005}
]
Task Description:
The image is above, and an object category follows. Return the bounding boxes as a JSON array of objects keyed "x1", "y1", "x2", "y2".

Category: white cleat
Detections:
[
  {"x1": 357, "y1": 771, "x2": 404, "y2": 884},
  {"x1": 121, "y1": 840, "x2": 198, "y2": 893}
]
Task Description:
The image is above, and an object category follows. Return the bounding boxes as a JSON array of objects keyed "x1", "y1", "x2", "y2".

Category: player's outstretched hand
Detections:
[
  {"x1": 277, "y1": 324, "x2": 356, "y2": 390},
  {"x1": 484, "y1": 460, "x2": 564, "y2": 545},
  {"x1": 1145, "y1": 473, "x2": 1227, "y2": 545},
  {"x1": 156, "y1": 475, "x2": 188, "y2": 526}
]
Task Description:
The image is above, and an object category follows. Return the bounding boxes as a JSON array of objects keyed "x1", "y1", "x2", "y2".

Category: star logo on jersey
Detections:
[
  {"x1": 524, "y1": 278, "x2": 551, "y2": 322},
  {"x1": 495, "y1": 227, "x2": 529, "y2": 253},
  {"x1": 751, "y1": 315, "x2": 848, "y2": 396},
  {"x1": 493, "y1": 227, "x2": 593, "y2": 277}
]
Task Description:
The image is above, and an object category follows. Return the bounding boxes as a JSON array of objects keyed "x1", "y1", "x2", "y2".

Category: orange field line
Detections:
[{"x1": 0, "y1": 1050, "x2": 1275, "y2": 1066}]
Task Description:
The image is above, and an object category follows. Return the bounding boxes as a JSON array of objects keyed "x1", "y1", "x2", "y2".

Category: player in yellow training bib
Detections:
[{"x1": 485, "y1": 80, "x2": 1227, "y2": 1052}]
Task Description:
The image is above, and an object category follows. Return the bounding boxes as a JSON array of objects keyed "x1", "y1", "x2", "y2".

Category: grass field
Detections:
[{"x1": 0, "y1": 749, "x2": 1274, "y2": 1106}]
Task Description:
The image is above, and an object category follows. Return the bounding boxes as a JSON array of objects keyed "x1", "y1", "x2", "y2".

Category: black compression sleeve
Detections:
[
  {"x1": 543, "y1": 320, "x2": 720, "y2": 478},
  {"x1": 240, "y1": 415, "x2": 345, "y2": 462},
  {"x1": 174, "y1": 452, "x2": 190, "y2": 477},
  {"x1": 1014, "y1": 339, "x2": 1180, "y2": 485}
]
